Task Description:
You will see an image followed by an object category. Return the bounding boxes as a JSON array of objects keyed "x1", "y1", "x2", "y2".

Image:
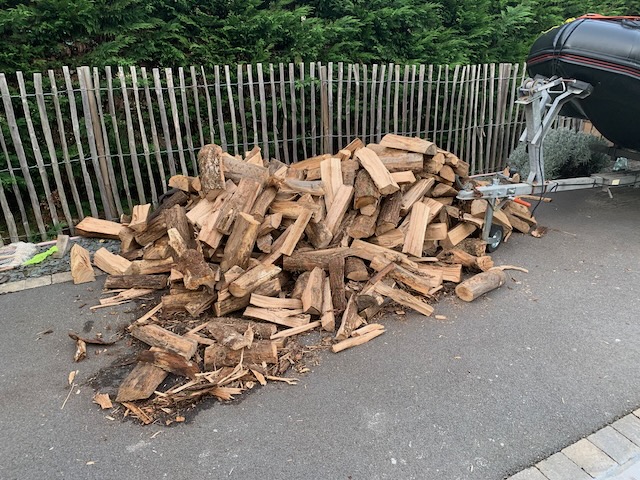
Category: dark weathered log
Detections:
[{"x1": 104, "y1": 274, "x2": 168, "y2": 290}]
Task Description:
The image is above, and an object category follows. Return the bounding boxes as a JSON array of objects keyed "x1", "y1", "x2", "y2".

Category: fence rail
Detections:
[{"x1": 0, "y1": 61, "x2": 583, "y2": 244}]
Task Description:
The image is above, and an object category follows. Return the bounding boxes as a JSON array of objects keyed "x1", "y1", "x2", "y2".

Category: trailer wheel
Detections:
[{"x1": 486, "y1": 225, "x2": 504, "y2": 253}]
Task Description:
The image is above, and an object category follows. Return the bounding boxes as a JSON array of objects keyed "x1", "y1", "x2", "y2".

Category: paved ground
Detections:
[{"x1": 1, "y1": 186, "x2": 639, "y2": 480}]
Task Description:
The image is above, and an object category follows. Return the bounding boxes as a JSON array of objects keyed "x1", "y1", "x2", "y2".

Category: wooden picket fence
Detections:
[{"x1": 0, "y1": 62, "x2": 584, "y2": 244}]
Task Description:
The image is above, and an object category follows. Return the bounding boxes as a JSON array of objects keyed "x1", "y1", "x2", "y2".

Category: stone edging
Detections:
[{"x1": 0, "y1": 269, "x2": 105, "y2": 295}]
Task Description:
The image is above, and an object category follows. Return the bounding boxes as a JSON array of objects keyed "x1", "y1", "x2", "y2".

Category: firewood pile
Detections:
[{"x1": 70, "y1": 133, "x2": 536, "y2": 424}]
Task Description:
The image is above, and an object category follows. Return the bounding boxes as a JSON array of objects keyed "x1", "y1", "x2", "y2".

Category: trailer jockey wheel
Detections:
[{"x1": 486, "y1": 225, "x2": 504, "y2": 253}]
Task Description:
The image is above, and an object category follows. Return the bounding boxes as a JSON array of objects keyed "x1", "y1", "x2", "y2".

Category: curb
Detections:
[{"x1": 0, "y1": 269, "x2": 105, "y2": 295}]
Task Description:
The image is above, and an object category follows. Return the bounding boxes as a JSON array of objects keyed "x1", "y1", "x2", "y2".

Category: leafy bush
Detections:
[{"x1": 508, "y1": 128, "x2": 609, "y2": 179}]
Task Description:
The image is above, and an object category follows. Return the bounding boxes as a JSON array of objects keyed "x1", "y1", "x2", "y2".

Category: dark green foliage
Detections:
[
  {"x1": 0, "y1": 0, "x2": 637, "y2": 73},
  {"x1": 508, "y1": 128, "x2": 610, "y2": 179}
]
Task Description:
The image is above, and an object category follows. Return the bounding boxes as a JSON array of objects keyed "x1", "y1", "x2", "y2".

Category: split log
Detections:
[
  {"x1": 301, "y1": 267, "x2": 325, "y2": 315},
  {"x1": 127, "y1": 257, "x2": 174, "y2": 275},
  {"x1": 104, "y1": 274, "x2": 168, "y2": 290},
  {"x1": 442, "y1": 223, "x2": 477, "y2": 249},
  {"x1": 366, "y1": 143, "x2": 424, "y2": 171},
  {"x1": 52, "y1": 234, "x2": 70, "y2": 259},
  {"x1": 335, "y1": 295, "x2": 363, "y2": 341},
  {"x1": 204, "y1": 341, "x2": 277, "y2": 369},
  {"x1": 198, "y1": 144, "x2": 226, "y2": 197},
  {"x1": 355, "y1": 147, "x2": 399, "y2": 195},
  {"x1": 425, "y1": 223, "x2": 448, "y2": 241},
  {"x1": 119, "y1": 227, "x2": 140, "y2": 255},
  {"x1": 445, "y1": 249, "x2": 494, "y2": 272},
  {"x1": 258, "y1": 213, "x2": 282, "y2": 237},
  {"x1": 229, "y1": 264, "x2": 282, "y2": 298},
  {"x1": 320, "y1": 157, "x2": 343, "y2": 210},
  {"x1": 282, "y1": 247, "x2": 353, "y2": 272},
  {"x1": 134, "y1": 211, "x2": 167, "y2": 246},
  {"x1": 130, "y1": 324, "x2": 197, "y2": 358},
  {"x1": 438, "y1": 164, "x2": 456, "y2": 183},
  {"x1": 353, "y1": 169, "x2": 380, "y2": 209},
  {"x1": 390, "y1": 171, "x2": 417, "y2": 184},
  {"x1": 70, "y1": 244, "x2": 95, "y2": 284},
  {"x1": 291, "y1": 271, "x2": 311, "y2": 299},
  {"x1": 402, "y1": 202, "x2": 430, "y2": 257},
  {"x1": 76, "y1": 217, "x2": 124, "y2": 240},
  {"x1": 207, "y1": 317, "x2": 276, "y2": 339},
  {"x1": 325, "y1": 185, "x2": 354, "y2": 235},
  {"x1": 431, "y1": 183, "x2": 458, "y2": 197},
  {"x1": 379, "y1": 133, "x2": 437, "y2": 155},
  {"x1": 250, "y1": 294, "x2": 302, "y2": 310},
  {"x1": 177, "y1": 250, "x2": 219, "y2": 291},
  {"x1": 351, "y1": 239, "x2": 411, "y2": 264},
  {"x1": 347, "y1": 207, "x2": 380, "y2": 239},
  {"x1": 345, "y1": 257, "x2": 369, "y2": 281},
  {"x1": 271, "y1": 320, "x2": 322, "y2": 340},
  {"x1": 222, "y1": 151, "x2": 269, "y2": 185},
  {"x1": 370, "y1": 256, "x2": 441, "y2": 294},
  {"x1": 279, "y1": 208, "x2": 313, "y2": 256},
  {"x1": 251, "y1": 187, "x2": 278, "y2": 221},
  {"x1": 128, "y1": 204, "x2": 151, "y2": 232},
  {"x1": 320, "y1": 277, "x2": 335, "y2": 332},
  {"x1": 93, "y1": 247, "x2": 132, "y2": 275},
  {"x1": 138, "y1": 349, "x2": 200, "y2": 379},
  {"x1": 400, "y1": 178, "x2": 435, "y2": 216},
  {"x1": 162, "y1": 291, "x2": 214, "y2": 315},
  {"x1": 243, "y1": 306, "x2": 310, "y2": 328},
  {"x1": 369, "y1": 229, "x2": 405, "y2": 249},
  {"x1": 207, "y1": 323, "x2": 253, "y2": 350},
  {"x1": 256, "y1": 234, "x2": 273, "y2": 253},
  {"x1": 305, "y1": 221, "x2": 333, "y2": 249},
  {"x1": 215, "y1": 178, "x2": 263, "y2": 234},
  {"x1": 373, "y1": 282, "x2": 434, "y2": 316},
  {"x1": 375, "y1": 191, "x2": 403, "y2": 235},
  {"x1": 423, "y1": 152, "x2": 445, "y2": 174},
  {"x1": 328, "y1": 256, "x2": 347, "y2": 313},
  {"x1": 220, "y1": 212, "x2": 260, "y2": 271},
  {"x1": 116, "y1": 360, "x2": 167, "y2": 402},
  {"x1": 332, "y1": 328, "x2": 385, "y2": 353},
  {"x1": 163, "y1": 205, "x2": 194, "y2": 248},
  {"x1": 455, "y1": 269, "x2": 507, "y2": 302}
]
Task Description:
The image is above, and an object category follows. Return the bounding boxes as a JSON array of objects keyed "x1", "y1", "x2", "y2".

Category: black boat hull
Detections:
[{"x1": 527, "y1": 17, "x2": 640, "y2": 150}]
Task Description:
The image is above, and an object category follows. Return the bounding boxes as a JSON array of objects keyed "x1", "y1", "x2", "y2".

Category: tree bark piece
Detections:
[
  {"x1": 402, "y1": 202, "x2": 430, "y2": 257},
  {"x1": 355, "y1": 147, "x2": 399, "y2": 195},
  {"x1": 301, "y1": 267, "x2": 324, "y2": 315},
  {"x1": 198, "y1": 144, "x2": 226, "y2": 197},
  {"x1": 204, "y1": 341, "x2": 277, "y2": 369},
  {"x1": 76, "y1": 217, "x2": 124, "y2": 239},
  {"x1": 220, "y1": 212, "x2": 260, "y2": 272},
  {"x1": 305, "y1": 221, "x2": 333, "y2": 249},
  {"x1": 455, "y1": 269, "x2": 507, "y2": 302},
  {"x1": 379, "y1": 133, "x2": 437, "y2": 155},
  {"x1": 104, "y1": 274, "x2": 168, "y2": 290},
  {"x1": 229, "y1": 264, "x2": 282, "y2": 298},
  {"x1": 130, "y1": 324, "x2": 197, "y2": 358},
  {"x1": 93, "y1": 247, "x2": 132, "y2": 275},
  {"x1": 70, "y1": 244, "x2": 95, "y2": 284}
]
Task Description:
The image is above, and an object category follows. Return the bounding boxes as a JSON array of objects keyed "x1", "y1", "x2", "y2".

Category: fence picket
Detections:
[
  {"x1": 214, "y1": 65, "x2": 228, "y2": 152},
  {"x1": 0, "y1": 128, "x2": 20, "y2": 241},
  {"x1": 63, "y1": 67, "x2": 99, "y2": 218},
  {"x1": 409, "y1": 65, "x2": 416, "y2": 136},
  {"x1": 152, "y1": 68, "x2": 176, "y2": 178},
  {"x1": 401, "y1": 65, "x2": 409, "y2": 135},
  {"x1": 353, "y1": 64, "x2": 359, "y2": 143},
  {"x1": 49, "y1": 70, "x2": 86, "y2": 218},
  {"x1": 165, "y1": 68, "x2": 188, "y2": 175},
  {"x1": 130, "y1": 67, "x2": 158, "y2": 204},
  {"x1": 238, "y1": 64, "x2": 249, "y2": 156},
  {"x1": 336, "y1": 62, "x2": 343, "y2": 149},
  {"x1": 190, "y1": 66, "x2": 205, "y2": 149},
  {"x1": 201, "y1": 67, "x2": 216, "y2": 145},
  {"x1": 369, "y1": 64, "x2": 378, "y2": 146},
  {"x1": 289, "y1": 63, "x2": 298, "y2": 162},
  {"x1": 376, "y1": 64, "x2": 386, "y2": 143},
  {"x1": 178, "y1": 67, "x2": 198, "y2": 172},
  {"x1": 269, "y1": 64, "x2": 281, "y2": 161},
  {"x1": 256, "y1": 63, "x2": 269, "y2": 159},
  {"x1": 224, "y1": 65, "x2": 239, "y2": 157},
  {"x1": 77, "y1": 68, "x2": 116, "y2": 219},
  {"x1": 278, "y1": 63, "x2": 290, "y2": 163},
  {"x1": 16, "y1": 72, "x2": 60, "y2": 227},
  {"x1": 140, "y1": 67, "x2": 167, "y2": 193},
  {"x1": 299, "y1": 63, "x2": 308, "y2": 158},
  {"x1": 310, "y1": 62, "x2": 317, "y2": 156}
]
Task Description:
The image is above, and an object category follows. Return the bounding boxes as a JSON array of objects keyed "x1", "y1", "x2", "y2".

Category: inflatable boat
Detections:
[{"x1": 527, "y1": 15, "x2": 640, "y2": 151}]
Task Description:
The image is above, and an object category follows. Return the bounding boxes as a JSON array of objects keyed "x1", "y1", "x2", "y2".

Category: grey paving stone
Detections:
[
  {"x1": 507, "y1": 466, "x2": 550, "y2": 480},
  {"x1": 562, "y1": 438, "x2": 618, "y2": 477},
  {"x1": 536, "y1": 452, "x2": 592, "y2": 480},
  {"x1": 613, "y1": 414, "x2": 640, "y2": 447},
  {"x1": 589, "y1": 426, "x2": 640, "y2": 465}
]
